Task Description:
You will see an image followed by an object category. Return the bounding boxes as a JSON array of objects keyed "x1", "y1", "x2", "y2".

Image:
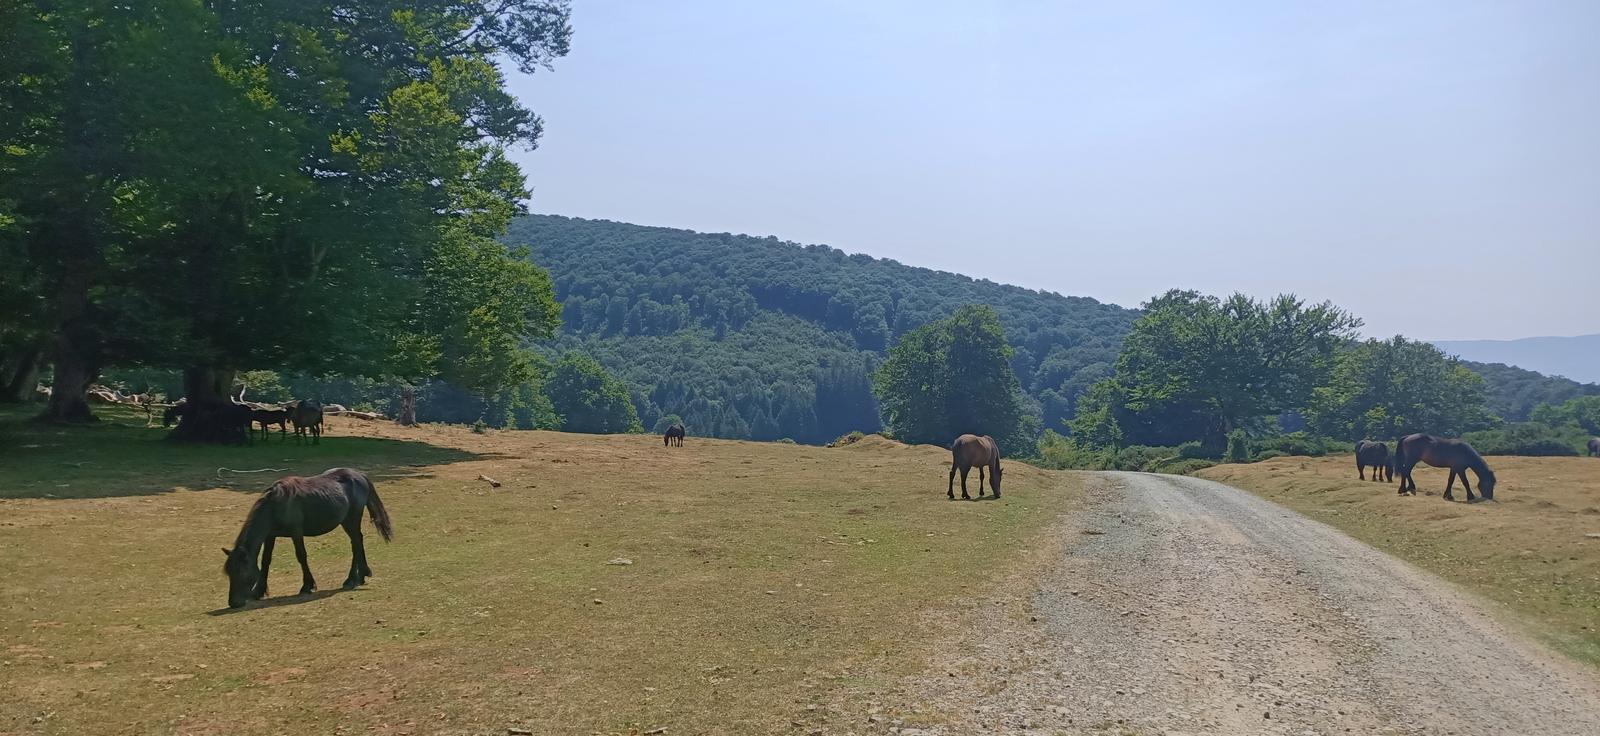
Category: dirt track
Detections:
[{"x1": 895, "y1": 471, "x2": 1600, "y2": 735}]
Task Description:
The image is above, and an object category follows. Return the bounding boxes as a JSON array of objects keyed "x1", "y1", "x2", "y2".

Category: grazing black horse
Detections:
[
  {"x1": 1355, "y1": 440, "x2": 1392, "y2": 482},
  {"x1": 251, "y1": 407, "x2": 291, "y2": 441},
  {"x1": 1589, "y1": 437, "x2": 1599, "y2": 457},
  {"x1": 948, "y1": 434, "x2": 1002, "y2": 500},
  {"x1": 1394, "y1": 433, "x2": 1496, "y2": 502},
  {"x1": 663, "y1": 423, "x2": 685, "y2": 447},
  {"x1": 222, "y1": 468, "x2": 392, "y2": 609}
]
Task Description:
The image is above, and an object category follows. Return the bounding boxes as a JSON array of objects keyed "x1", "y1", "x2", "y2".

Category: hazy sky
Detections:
[{"x1": 506, "y1": 1, "x2": 1599, "y2": 340}]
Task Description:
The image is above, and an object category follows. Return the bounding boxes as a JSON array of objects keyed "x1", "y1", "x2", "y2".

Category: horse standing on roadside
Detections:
[
  {"x1": 221, "y1": 468, "x2": 392, "y2": 609},
  {"x1": 1355, "y1": 440, "x2": 1392, "y2": 482},
  {"x1": 663, "y1": 424, "x2": 685, "y2": 447},
  {"x1": 1394, "y1": 433, "x2": 1496, "y2": 502},
  {"x1": 1589, "y1": 437, "x2": 1599, "y2": 457},
  {"x1": 948, "y1": 434, "x2": 1002, "y2": 500}
]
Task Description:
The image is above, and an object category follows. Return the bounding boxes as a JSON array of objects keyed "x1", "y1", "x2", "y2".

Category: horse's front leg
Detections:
[
  {"x1": 253, "y1": 537, "x2": 275, "y2": 599},
  {"x1": 292, "y1": 535, "x2": 316, "y2": 595},
  {"x1": 342, "y1": 522, "x2": 367, "y2": 589},
  {"x1": 1461, "y1": 473, "x2": 1475, "y2": 502}
]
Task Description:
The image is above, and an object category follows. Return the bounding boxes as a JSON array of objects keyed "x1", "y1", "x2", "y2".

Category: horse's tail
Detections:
[
  {"x1": 359, "y1": 473, "x2": 394, "y2": 541},
  {"x1": 1392, "y1": 437, "x2": 1407, "y2": 469}
]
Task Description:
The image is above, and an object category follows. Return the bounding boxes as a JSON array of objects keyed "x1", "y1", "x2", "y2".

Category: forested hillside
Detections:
[
  {"x1": 1460, "y1": 361, "x2": 1600, "y2": 422},
  {"x1": 509, "y1": 215, "x2": 1138, "y2": 443}
]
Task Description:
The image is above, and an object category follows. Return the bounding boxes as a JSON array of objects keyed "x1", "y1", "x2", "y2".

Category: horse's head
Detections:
[
  {"x1": 221, "y1": 546, "x2": 259, "y2": 609},
  {"x1": 990, "y1": 464, "x2": 1003, "y2": 493},
  {"x1": 1478, "y1": 469, "x2": 1496, "y2": 501}
]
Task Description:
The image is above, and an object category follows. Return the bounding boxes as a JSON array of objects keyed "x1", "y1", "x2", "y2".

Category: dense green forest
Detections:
[
  {"x1": 1459, "y1": 360, "x2": 1600, "y2": 422},
  {"x1": 511, "y1": 215, "x2": 1137, "y2": 443}
]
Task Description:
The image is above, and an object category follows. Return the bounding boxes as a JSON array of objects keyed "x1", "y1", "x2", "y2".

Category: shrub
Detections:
[
  {"x1": 775, "y1": 437, "x2": 797, "y2": 444},
  {"x1": 1253, "y1": 450, "x2": 1288, "y2": 461},
  {"x1": 1176, "y1": 441, "x2": 1220, "y2": 460},
  {"x1": 1463, "y1": 423, "x2": 1585, "y2": 456},
  {"x1": 1113, "y1": 445, "x2": 1177, "y2": 472},
  {"x1": 1152, "y1": 458, "x2": 1217, "y2": 475},
  {"x1": 828, "y1": 430, "x2": 866, "y2": 447},
  {"x1": 471, "y1": 418, "x2": 488, "y2": 434},
  {"x1": 1035, "y1": 430, "x2": 1113, "y2": 470},
  {"x1": 1248, "y1": 432, "x2": 1339, "y2": 458}
]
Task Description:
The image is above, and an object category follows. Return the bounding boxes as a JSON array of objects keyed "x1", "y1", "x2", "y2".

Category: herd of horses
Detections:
[
  {"x1": 1355, "y1": 433, "x2": 1499, "y2": 502},
  {"x1": 220, "y1": 420, "x2": 1600, "y2": 609},
  {"x1": 164, "y1": 398, "x2": 327, "y2": 444}
]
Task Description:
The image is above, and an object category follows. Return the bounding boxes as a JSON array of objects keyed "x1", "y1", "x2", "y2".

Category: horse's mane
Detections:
[
  {"x1": 1461, "y1": 443, "x2": 1493, "y2": 477},
  {"x1": 232, "y1": 480, "x2": 310, "y2": 549}
]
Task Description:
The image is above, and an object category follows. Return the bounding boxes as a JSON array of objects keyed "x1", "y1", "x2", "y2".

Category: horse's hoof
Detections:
[
  {"x1": 342, "y1": 580, "x2": 360, "y2": 590},
  {"x1": 299, "y1": 586, "x2": 316, "y2": 596}
]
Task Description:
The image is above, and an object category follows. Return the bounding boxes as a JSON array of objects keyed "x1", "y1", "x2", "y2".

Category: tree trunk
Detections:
[
  {"x1": 167, "y1": 366, "x2": 249, "y2": 444},
  {"x1": 397, "y1": 385, "x2": 417, "y2": 426},
  {"x1": 40, "y1": 331, "x2": 97, "y2": 423},
  {"x1": 0, "y1": 347, "x2": 44, "y2": 403}
]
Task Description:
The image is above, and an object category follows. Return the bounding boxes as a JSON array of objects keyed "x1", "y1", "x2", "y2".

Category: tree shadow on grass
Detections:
[{"x1": 0, "y1": 414, "x2": 497, "y2": 499}]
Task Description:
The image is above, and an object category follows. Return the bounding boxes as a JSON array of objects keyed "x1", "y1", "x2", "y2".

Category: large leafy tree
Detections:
[
  {"x1": 873, "y1": 304, "x2": 1037, "y2": 449},
  {"x1": 1110, "y1": 290, "x2": 1360, "y2": 449},
  {"x1": 545, "y1": 352, "x2": 643, "y2": 434},
  {"x1": 2, "y1": 1, "x2": 572, "y2": 437},
  {"x1": 1304, "y1": 336, "x2": 1493, "y2": 440}
]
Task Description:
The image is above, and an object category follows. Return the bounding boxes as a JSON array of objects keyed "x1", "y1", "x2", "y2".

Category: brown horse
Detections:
[
  {"x1": 663, "y1": 423, "x2": 685, "y2": 447},
  {"x1": 1354, "y1": 440, "x2": 1392, "y2": 482},
  {"x1": 948, "y1": 434, "x2": 1002, "y2": 500},
  {"x1": 1589, "y1": 437, "x2": 1599, "y2": 457},
  {"x1": 1394, "y1": 433, "x2": 1496, "y2": 502},
  {"x1": 287, "y1": 400, "x2": 324, "y2": 444},
  {"x1": 221, "y1": 468, "x2": 392, "y2": 609}
]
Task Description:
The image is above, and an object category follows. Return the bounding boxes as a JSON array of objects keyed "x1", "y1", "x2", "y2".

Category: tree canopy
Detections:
[
  {"x1": 1107, "y1": 290, "x2": 1360, "y2": 448},
  {"x1": 873, "y1": 305, "x2": 1037, "y2": 449},
  {"x1": 1304, "y1": 337, "x2": 1492, "y2": 440},
  {"x1": 545, "y1": 352, "x2": 643, "y2": 434},
  {"x1": 0, "y1": 0, "x2": 571, "y2": 439}
]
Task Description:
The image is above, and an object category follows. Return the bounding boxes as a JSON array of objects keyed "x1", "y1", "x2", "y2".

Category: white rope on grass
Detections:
[{"x1": 216, "y1": 467, "x2": 289, "y2": 477}]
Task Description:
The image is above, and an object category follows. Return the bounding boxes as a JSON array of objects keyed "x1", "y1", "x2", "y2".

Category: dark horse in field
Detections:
[
  {"x1": 1355, "y1": 440, "x2": 1392, "y2": 482},
  {"x1": 287, "y1": 400, "x2": 324, "y2": 445},
  {"x1": 221, "y1": 468, "x2": 392, "y2": 609},
  {"x1": 948, "y1": 434, "x2": 1002, "y2": 500},
  {"x1": 663, "y1": 423, "x2": 685, "y2": 447},
  {"x1": 252, "y1": 407, "x2": 290, "y2": 441},
  {"x1": 1394, "y1": 433, "x2": 1496, "y2": 502},
  {"x1": 1589, "y1": 437, "x2": 1599, "y2": 457}
]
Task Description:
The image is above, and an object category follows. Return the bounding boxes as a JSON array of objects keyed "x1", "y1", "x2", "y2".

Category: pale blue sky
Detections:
[{"x1": 506, "y1": 1, "x2": 1599, "y2": 340}]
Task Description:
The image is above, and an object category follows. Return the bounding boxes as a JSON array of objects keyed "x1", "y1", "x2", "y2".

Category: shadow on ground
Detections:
[{"x1": 0, "y1": 405, "x2": 483, "y2": 500}]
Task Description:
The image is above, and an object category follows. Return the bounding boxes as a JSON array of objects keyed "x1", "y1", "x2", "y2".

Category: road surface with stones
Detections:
[{"x1": 893, "y1": 471, "x2": 1600, "y2": 736}]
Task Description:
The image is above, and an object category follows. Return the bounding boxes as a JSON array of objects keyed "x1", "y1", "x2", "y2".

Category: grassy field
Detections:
[
  {"x1": 1199, "y1": 455, "x2": 1600, "y2": 665},
  {"x1": 0, "y1": 405, "x2": 1082, "y2": 735}
]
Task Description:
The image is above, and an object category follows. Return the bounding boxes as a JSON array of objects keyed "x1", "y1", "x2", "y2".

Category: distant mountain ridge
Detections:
[{"x1": 1434, "y1": 334, "x2": 1600, "y2": 384}]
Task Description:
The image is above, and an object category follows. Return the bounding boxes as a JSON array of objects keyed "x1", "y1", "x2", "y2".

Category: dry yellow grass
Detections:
[
  {"x1": 1199, "y1": 455, "x2": 1600, "y2": 665},
  {"x1": 0, "y1": 413, "x2": 1082, "y2": 735}
]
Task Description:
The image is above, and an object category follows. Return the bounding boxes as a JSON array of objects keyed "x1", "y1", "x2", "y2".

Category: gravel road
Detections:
[{"x1": 893, "y1": 471, "x2": 1600, "y2": 735}]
